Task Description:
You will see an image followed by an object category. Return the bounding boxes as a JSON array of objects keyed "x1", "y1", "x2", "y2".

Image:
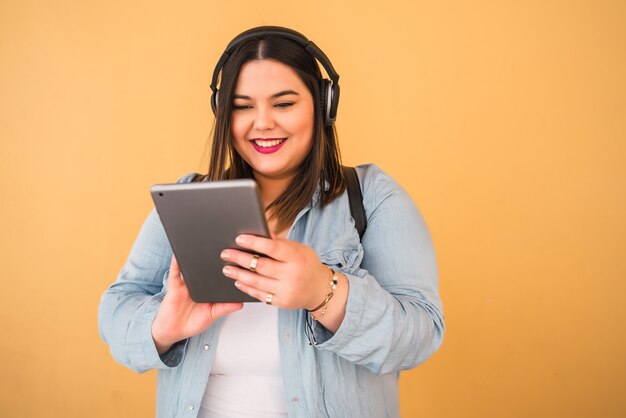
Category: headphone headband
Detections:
[{"x1": 210, "y1": 26, "x2": 340, "y2": 126}]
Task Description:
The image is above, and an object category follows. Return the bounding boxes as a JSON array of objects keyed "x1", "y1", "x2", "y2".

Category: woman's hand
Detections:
[
  {"x1": 151, "y1": 256, "x2": 243, "y2": 355},
  {"x1": 220, "y1": 234, "x2": 331, "y2": 310}
]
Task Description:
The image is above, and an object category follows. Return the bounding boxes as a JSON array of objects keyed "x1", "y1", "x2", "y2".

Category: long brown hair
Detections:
[{"x1": 202, "y1": 34, "x2": 346, "y2": 232}]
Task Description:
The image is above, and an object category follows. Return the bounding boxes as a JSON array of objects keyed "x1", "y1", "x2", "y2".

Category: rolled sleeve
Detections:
[
  {"x1": 99, "y1": 174, "x2": 200, "y2": 372},
  {"x1": 315, "y1": 165, "x2": 445, "y2": 374},
  {"x1": 98, "y1": 208, "x2": 182, "y2": 372},
  {"x1": 124, "y1": 293, "x2": 188, "y2": 371}
]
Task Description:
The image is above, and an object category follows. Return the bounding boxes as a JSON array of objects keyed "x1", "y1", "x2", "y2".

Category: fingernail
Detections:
[
  {"x1": 223, "y1": 266, "x2": 232, "y2": 276},
  {"x1": 234, "y1": 281, "x2": 241, "y2": 289},
  {"x1": 220, "y1": 250, "x2": 231, "y2": 260},
  {"x1": 236, "y1": 235, "x2": 247, "y2": 245}
]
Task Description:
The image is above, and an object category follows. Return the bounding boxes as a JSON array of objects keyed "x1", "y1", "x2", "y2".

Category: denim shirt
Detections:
[{"x1": 98, "y1": 164, "x2": 445, "y2": 418}]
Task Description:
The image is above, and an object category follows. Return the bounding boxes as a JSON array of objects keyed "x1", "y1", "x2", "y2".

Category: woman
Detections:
[{"x1": 99, "y1": 26, "x2": 444, "y2": 418}]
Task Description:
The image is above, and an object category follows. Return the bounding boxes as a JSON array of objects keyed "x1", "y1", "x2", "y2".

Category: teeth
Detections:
[{"x1": 254, "y1": 139, "x2": 285, "y2": 148}]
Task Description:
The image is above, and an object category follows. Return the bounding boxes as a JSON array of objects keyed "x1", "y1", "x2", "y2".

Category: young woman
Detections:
[{"x1": 99, "y1": 26, "x2": 444, "y2": 418}]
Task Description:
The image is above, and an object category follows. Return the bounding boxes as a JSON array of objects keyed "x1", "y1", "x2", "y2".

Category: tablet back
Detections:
[{"x1": 151, "y1": 179, "x2": 269, "y2": 303}]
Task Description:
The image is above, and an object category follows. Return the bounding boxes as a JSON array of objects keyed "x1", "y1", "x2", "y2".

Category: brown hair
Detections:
[{"x1": 202, "y1": 34, "x2": 346, "y2": 233}]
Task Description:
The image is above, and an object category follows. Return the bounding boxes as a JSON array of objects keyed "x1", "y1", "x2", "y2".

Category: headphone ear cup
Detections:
[
  {"x1": 319, "y1": 79, "x2": 330, "y2": 126},
  {"x1": 327, "y1": 83, "x2": 339, "y2": 126},
  {"x1": 211, "y1": 90, "x2": 219, "y2": 115}
]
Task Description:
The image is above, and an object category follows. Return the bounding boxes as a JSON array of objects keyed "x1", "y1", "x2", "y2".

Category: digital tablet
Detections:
[{"x1": 151, "y1": 179, "x2": 269, "y2": 303}]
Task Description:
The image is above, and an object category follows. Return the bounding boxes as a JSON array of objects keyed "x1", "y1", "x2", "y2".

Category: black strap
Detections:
[{"x1": 342, "y1": 166, "x2": 367, "y2": 240}]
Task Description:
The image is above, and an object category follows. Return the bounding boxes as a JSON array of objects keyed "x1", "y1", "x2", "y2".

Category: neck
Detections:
[
  {"x1": 255, "y1": 174, "x2": 293, "y2": 237},
  {"x1": 254, "y1": 173, "x2": 294, "y2": 208}
]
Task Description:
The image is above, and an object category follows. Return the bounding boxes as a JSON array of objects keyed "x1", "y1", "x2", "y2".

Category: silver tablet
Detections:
[{"x1": 151, "y1": 179, "x2": 269, "y2": 303}]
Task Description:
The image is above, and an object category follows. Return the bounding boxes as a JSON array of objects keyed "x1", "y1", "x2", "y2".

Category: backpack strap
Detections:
[{"x1": 342, "y1": 166, "x2": 367, "y2": 240}]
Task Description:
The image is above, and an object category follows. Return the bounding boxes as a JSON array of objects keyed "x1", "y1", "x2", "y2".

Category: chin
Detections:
[{"x1": 252, "y1": 163, "x2": 298, "y2": 180}]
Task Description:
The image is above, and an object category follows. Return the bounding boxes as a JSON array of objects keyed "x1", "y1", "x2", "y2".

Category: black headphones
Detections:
[{"x1": 210, "y1": 26, "x2": 340, "y2": 127}]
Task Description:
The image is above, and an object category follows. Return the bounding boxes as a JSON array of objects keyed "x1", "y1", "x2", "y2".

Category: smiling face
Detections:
[{"x1": 231, "y1": 59, "x2": 315, "y2": 185}]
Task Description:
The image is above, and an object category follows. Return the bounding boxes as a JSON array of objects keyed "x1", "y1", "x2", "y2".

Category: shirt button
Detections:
[
  {"x1": 291, "y1": 396, "x2": 299, "y2": 403},
  {"x1": 203, "y1": 344, "x2": 210, "y2": 351},
  {"x1": 284, "y1": 332, "x2": 290, "y2": 340},
  {"x1": 187, "y1": 404, "x2": 194, "y2": 411}
]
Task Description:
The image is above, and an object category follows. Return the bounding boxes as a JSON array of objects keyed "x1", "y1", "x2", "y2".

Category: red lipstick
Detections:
[{"x1": 249, "y1": 138, "x2": 287, "y2": 154}]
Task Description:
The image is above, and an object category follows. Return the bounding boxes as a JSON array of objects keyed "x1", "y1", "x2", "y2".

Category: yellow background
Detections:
[{"x1": 1, "y1": 0, "x2": 624, "y2": 417}]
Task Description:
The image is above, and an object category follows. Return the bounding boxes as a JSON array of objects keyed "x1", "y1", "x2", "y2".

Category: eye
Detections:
[
  {"x1": 232, "y1": 104, "x2": 251, "y2": 111},
  {"x1": 275, "y1": 102, "x2": 294, "y2": 109}
]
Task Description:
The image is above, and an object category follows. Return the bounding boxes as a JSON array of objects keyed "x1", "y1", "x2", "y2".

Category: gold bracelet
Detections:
[
  {"x1": 307, "y1": 268, "x2": 338, "y2": 320},
  {"x1": 307, "y1": 268, "x2": 336, "y2": 312}
]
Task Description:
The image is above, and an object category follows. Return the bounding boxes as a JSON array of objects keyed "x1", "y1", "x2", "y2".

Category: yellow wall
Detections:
[{"x1": 1, "y1": 0, "x2": 624, "y2": 416}]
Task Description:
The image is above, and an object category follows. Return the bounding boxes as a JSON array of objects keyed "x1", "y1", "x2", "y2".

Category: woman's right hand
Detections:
[{"x1": 151, "y1": 256, "x2": 243, "y2": 355}]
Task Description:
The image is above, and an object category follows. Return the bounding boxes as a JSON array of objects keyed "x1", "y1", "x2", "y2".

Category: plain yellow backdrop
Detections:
[{"x1": 1, "y1": 0, "x2": 625, "y2": 417}]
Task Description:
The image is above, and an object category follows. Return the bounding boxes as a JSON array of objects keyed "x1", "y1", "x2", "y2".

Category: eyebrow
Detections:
[{"x1": 233, "y1": 90, "x2": 300, "y2": 100}]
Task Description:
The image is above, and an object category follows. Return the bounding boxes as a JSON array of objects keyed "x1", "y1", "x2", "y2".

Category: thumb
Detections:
[
  {"x1": 167, "y1": 255, "x2": 183, "y2": 289},
  {"x1": 210, "y1": 302, "x2": 243, "y2": 320},
  {"x1": 170, "y1": 255, "x2": 180, "y2": 274}
]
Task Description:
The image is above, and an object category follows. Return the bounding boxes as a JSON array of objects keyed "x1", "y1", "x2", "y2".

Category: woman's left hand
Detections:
[{"x1": 220, "y1": 234, "x2": 330, "y2": 310}]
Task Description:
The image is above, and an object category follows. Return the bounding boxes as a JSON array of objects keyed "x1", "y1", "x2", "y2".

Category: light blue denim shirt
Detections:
[{"x1": 98, "y1": 164, "x2": 445, "y2": 418}]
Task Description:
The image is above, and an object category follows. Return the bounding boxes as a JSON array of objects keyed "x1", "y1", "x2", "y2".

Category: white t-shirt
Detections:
[{"x1": 198, "y1": 302, "x2": 288, "y2": 417}]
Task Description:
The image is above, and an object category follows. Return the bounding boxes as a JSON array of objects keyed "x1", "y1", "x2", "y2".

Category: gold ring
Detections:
[
  {"x1": 265, "y1": 292, "x2": 273, "y2": 305},
  {"x1": 249, "y1": 254, "x2": 260, "y2": 272}
]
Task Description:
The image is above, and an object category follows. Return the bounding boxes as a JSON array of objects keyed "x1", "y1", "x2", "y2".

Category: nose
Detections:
[{"x1": 253, "y1": 107, "x2": 275, "y2": 131}]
